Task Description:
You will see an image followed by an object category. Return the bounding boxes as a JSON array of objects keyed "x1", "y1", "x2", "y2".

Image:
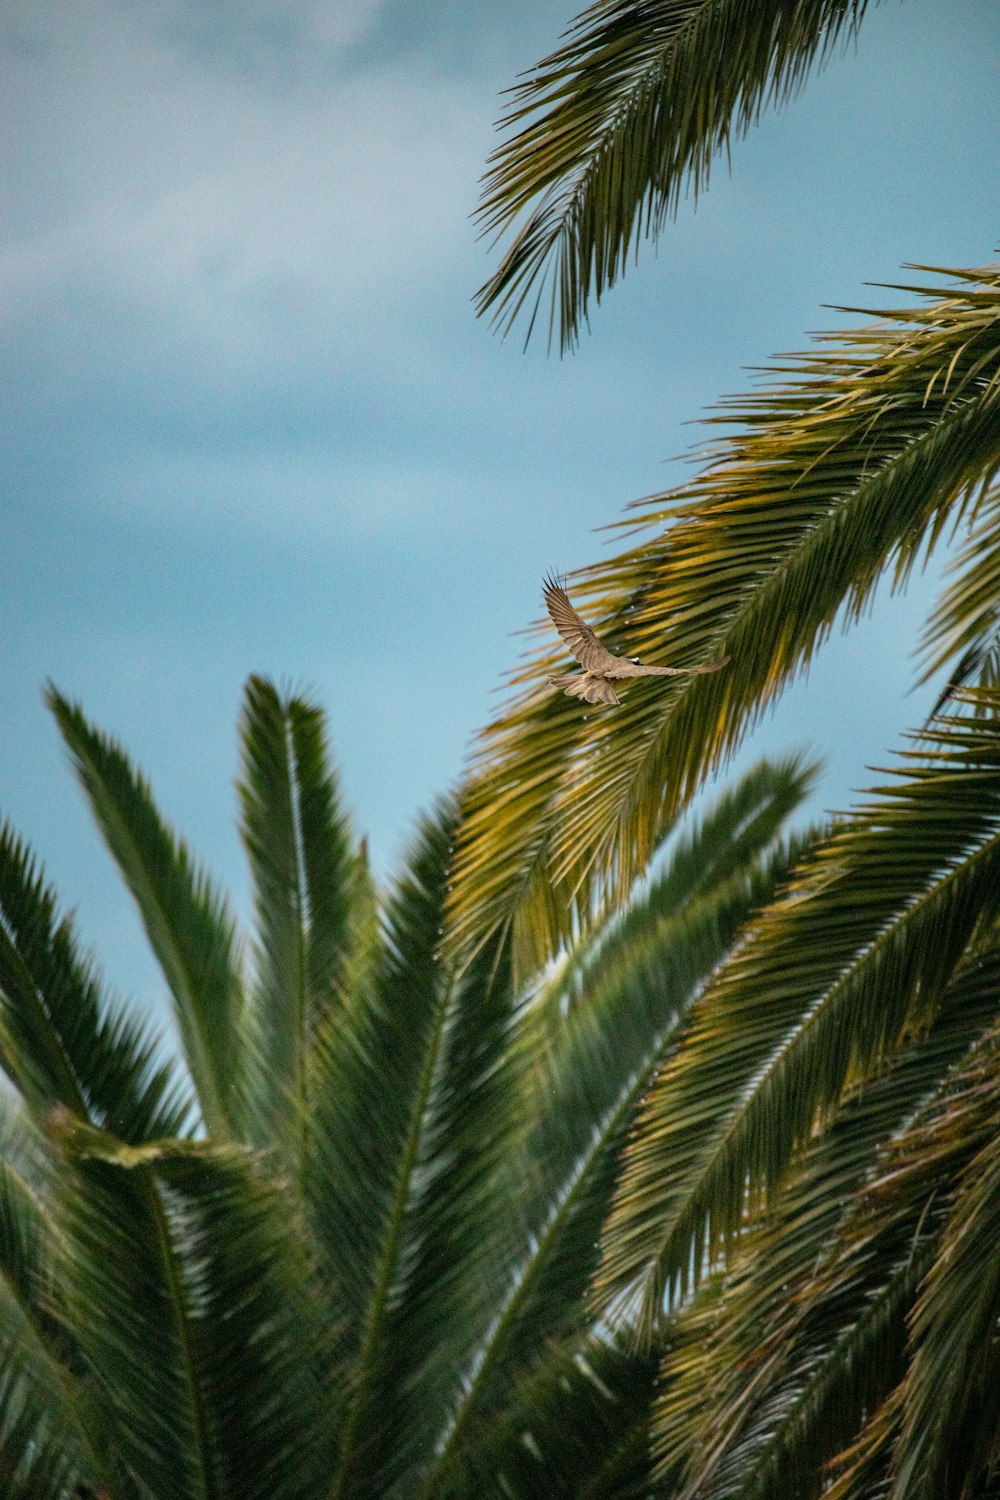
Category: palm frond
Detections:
[
  {"x1": 48, "y1": 689, "x2": 244, "y2": 1139},
  {"x1": 879, "y1": 1026, "x2": 1000, "y2": 1500},
  {"x1": 651, "y1": 948, "x2": 1000, "y2": 1499},
  {"x1": 51, "y1": 1122, "x2": 330, "y2": 1500},
  {"x1": 442, "y1": 1331, "x2": 662, "y2": 1499},
  {"x1": 303, "y1": 802, "x2": 523, "y2": 1497},
  {"x1": 426, "y1": 760, "x2": 810, "y2": 1491},
  {"x1": 477, "y1": 0, "x2": 872, "y2": 349},
  {"x1": 814, "y1": 1010, "x2": 1000, "y2": 1499},
  {"x1": 452, "y1": 266, "x2": 1000, "y2": 970},
  {"x1": 237, "y1": 676, "x2": 362, "y2": 1162},
  {"x1": 0, "y1": 820, "x2": 193, "y2": 1141},
  {"x1": 0, "y1": 1142, "x2": 108, "y2": 1497},
  {"x1": 364, "y1": 915, "x2": 521, "y2": 1491},
  {"x1": 596, "y1": 694, "x2": 1000, "y2": 1334},
  {"x1": 525, "y1": 752, "x2": 817, "y2": 1053}
]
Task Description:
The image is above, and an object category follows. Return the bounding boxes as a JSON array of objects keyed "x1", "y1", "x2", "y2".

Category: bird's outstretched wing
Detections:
[
  {"x1": 543, "y1": 576, "x2": 618, "y2": 672},
  {"x1": 605, "y1": 657, "x2": 730, "y2": 680}
]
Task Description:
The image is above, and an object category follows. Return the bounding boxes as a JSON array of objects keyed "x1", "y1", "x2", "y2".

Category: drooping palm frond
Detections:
[
  {"x1": 477, "y1": 0, "x2": 873, "y2": 349},
  {"x1": 451, "y1": 266, "x2": 1000, "y2": 972},
  {"x1": 51, "y1": 1122, "x2": 330, "y2": 1500},
  {"x1": 875, "y1": 1024, "x2": 1000, "y2": 1500},
  {"x1": 595, "y1": 693, "x2": 1000, "y2": 1335},
  {"x1": 48, "y1": 690, "x2": 243, "y2": 1139},
  {"x1": 803, "y1": 1009, "x2": 1000, "y2": 1500},
  {"x1": 649, "y1": 948, "x2": 1000, "y2": 1500},
  {"x1": 426, "y1": 759, "x2": 811, "y2": 1493},
  {"x1": 237, "y1": 676, "x2": 364, "y2": 1162},
  {"x1": 0, "y1": 822, "x2": 193, "y2": 1142}
]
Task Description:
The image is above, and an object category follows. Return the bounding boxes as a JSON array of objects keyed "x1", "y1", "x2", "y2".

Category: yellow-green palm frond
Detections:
[
  {"x1": 595, "y1": 691, "x2": 1000, "y2": 1337},
  {"x1": 647, "y1": 949, "x2": 1000, "y2": 1499},
  {"x1": 451, "y1": 265, "x2": 1000, "y2": 975},
  {"x1": 871, "y1": 1022, "x2": 1000, "y2": 1500},
  {"x1": 477, "y1": 0, "x2": 873, "y2": 349}
]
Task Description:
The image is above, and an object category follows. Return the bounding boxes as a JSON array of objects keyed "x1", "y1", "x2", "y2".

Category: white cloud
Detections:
[{"x1": 1, "y1": 4, "x2": 487, "y2": 321}]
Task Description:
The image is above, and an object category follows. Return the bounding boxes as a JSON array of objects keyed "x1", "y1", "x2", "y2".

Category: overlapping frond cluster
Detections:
[
  {"x1": 0, "y1": 677, "x2": 808, "y2": 1496},
  {"x1": 595, "y1": 693, "x2": 1000, "y2": 1498},
  {"x1": 452, "y1": 264, "x2": 1000, "y2": 974},
  {"x1": 477, "y1": 0, "x2": 872, "y2": 348}
]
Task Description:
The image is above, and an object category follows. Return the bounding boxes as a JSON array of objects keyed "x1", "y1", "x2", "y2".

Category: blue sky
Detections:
[{"x1": 2, "y1": 0, "x2": 999, "y2": 1020}]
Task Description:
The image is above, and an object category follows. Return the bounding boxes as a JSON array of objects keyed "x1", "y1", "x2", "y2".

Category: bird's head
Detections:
[{"x1": 627, "y1": 656, "x2": 642, "y2": 666}]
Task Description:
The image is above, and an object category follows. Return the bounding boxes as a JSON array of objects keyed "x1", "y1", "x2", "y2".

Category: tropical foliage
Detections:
[
  {"x1": 452, "y1": 262, "x2": 1000, "y2": 972},
  {"x1": 477, "y1": 0, "x2": 874, "y2": 349},
  {"x1": 458, "y1": 2, "x2": 1000, "y2": 1497},
  {"x1": 0, "y1": 675, "x2": 808, "y2": 1498},
  {"x1": 602, "y1": 693, "x2": 1000, "y2": 1499}
]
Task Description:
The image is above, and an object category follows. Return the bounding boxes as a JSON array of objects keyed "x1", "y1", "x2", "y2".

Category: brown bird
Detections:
[{"x1": 544, "y1": 574, "x2": 730, "y2": 707}]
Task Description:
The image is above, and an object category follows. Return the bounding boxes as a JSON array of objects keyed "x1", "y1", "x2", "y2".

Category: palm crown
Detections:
[{"x1": 0, "y1": 675, "x2": 808, "y2": 1498}]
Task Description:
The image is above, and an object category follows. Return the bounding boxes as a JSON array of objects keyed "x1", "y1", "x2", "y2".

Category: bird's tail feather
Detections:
[{"x1": 550, "y1": 673, "x2": 619, "y2": 707}]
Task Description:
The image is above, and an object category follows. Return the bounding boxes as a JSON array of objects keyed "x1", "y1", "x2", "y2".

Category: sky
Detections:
[{"x1": 2, "y1": 0, "x2": 999, "y2": 1022}]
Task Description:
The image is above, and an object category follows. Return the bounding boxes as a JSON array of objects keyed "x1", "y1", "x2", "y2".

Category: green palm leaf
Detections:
[
  {"x1": 596, "y1": 694, "x2": 1000, "y2": 1333},
  {"x1": 427, "y1": 758, "x2": 810, "y2": 1491},
  {"x1": 304, "y1": 802, "x2": 522, "y2": 1497},
  {"x1": 812, "y1": 1008, "x2": 1000, "y2": 1500},
  {"x1": 477, "y1": 0, "x2": 873, "y2": 348},
  {"x1": 52, "y1": 1122, "x2": 329, "y2": 1500},
  {"x1": 452, "y1": 266, "x2": 1000, "y2": 971},
  {"x1": 651, "y1": 948, "x2": 1000, "y2": 1499},
  {"x1": 878, "y1": 1025, "x2": 1000, "y2": 1500},
  {"x1": 0, "y1": 821, "x2": 193, "y2": 1141},
  {"x1": 48, "y1": 690, "x2": 244, "y2": 1139},
  {"x1": 237, "y1": 676, "x2": 363, "y2": 1162},
  {"x1": 360, "y1": 910, "x2": 520, "y2": 1492},
  {"x1": 443, "y1": 1331, "x2": 662, "y2": 1499},
  {"x1": 0, "y1": 1115, "x2": 108, "y2": 1498}
]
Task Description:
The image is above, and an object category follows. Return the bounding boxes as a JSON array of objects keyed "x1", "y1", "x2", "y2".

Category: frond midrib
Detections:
[
  {"x1": 424, "y1": 1001, "x2": 682, "y2": 1491},
  {"x1": 482, "y1": 0, "x2": 711, "y2": 230},
  {"x1": 620, "y1": 817, "x2": 1000, "y2": 1318},
  {"x1": 327, "y1": 969, "x2": 456, "y2": 1500},
  {"x1": 142, "y1": 1166, "x2": 217, "y2": 1500},
  {"x1": 582, "y1": 388, "x2": 1000, "y2": 890}
]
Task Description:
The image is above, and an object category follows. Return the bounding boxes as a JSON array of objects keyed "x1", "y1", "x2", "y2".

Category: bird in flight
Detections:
[{"x1": 544, "y1": 575, "x2": 730, "y2": 706}]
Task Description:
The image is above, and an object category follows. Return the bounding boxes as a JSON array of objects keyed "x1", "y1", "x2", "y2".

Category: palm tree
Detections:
[
  {"x1": 599, "y1": 691, "x2": 1000, "y2": 1499},
  {"x1": 0, "y1": 675, "x2": 808, "y2": 1498},
  {"x1": 454, "y1": 0, "x2": 1000, "y2": 972},
  {"x1": 452, "y1": 4, "x2": 1000, "y2": 1495}
]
